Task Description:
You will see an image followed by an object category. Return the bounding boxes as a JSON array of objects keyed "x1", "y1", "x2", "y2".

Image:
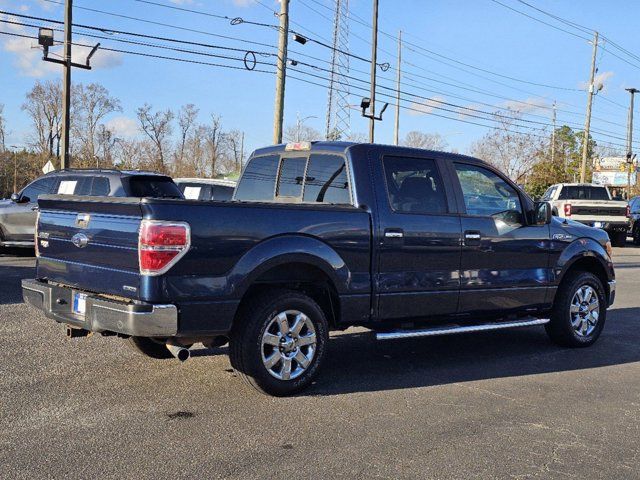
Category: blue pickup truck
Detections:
[{"x1": 22, "y1": 142, "x2": 616, "y2": 396}]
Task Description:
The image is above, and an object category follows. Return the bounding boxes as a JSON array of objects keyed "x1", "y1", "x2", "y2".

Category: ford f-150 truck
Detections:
[
  {"x1": 22, "y1": 142, "x2": 616, "y2": 396},
  {"x1": 542, "y1": 183, "x2": 629, "y2": 247}
]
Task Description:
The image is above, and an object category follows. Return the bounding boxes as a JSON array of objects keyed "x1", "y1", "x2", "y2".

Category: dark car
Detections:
[
  {"x1": 629, "y1": 196, "x2": 640, "y2": 245},
  {"x1": 0, "y1": 169, "x2": 182, "y2": 247},
  {"x1": 173, "y1": 178, "x2": 236, "y2": 201},
  {"x1": 23, "y1": 142, "x2": 615, "y2": 396}
]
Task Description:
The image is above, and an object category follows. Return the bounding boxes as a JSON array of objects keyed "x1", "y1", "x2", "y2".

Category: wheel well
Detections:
[
  {"x1": 562, "y1": 257, "x2": 610, "y2": 299},
  {"x1": 236, "y1": 262, "x2": 340, "y2": 328}
]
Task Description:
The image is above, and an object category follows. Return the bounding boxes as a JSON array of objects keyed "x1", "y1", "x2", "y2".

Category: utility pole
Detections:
[
  {"x1": 393, "y1": 30, "x2": 402, "y2": 146},
  {"x1": 625, "y1": 87, "x2": 638, "y2": 200},
  {"x1": 580, "y1": 31, "x2": 599, "y2": 183},
  {"x1": 60, "y1": 0, "x2": 73, "y2": 169},
  {"x1": 368, "y1": 0, "x2": 379, "y2": 143},
  {"x1": 273, "y1": 0, "x2": 289, "y2": 145},
  {"x1": 551, "y1": 100, "x2": 556, "y2": 164}
]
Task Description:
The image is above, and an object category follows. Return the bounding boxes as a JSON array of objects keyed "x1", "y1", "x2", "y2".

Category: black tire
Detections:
[
  {"x1": 610, "y1": 231, "x2": 627, "y2": 248},
  {"x1": 230, "y1": 289, "x2": 329, "y2": 396},
  {"x1": 633, "y1": 225, "x2": 640, "y2": 246},
  {"x1": 128, "y1": 337, "x2": 173, "y2": 359},
  {"x1": 545, "y1": 271, "x2": 606, "y2": 348}
]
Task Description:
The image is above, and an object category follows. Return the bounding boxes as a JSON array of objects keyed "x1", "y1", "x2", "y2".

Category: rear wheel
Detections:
[
  {"x1": 230, "y1": 289, "x2": 328, "y2": 396},
  {"x1": 545, "y1": 271, "x2": 606, "y2": 347}
]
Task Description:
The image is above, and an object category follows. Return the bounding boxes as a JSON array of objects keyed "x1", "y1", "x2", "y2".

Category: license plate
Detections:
[
  {"x1": 593, "y1": 221, "x2": 604, "y2": 228},
  {"x1": 73, "y1": 293, "x2": 87, "y2": 317}
]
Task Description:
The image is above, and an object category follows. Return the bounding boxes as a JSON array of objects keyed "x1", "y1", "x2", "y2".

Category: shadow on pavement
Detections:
[
  {"x1": 0, "y1": 265, "x2": 35, "y2": 305},
  {"x1": 300, "y1": 306, "x2": 640, "y2": 396}
]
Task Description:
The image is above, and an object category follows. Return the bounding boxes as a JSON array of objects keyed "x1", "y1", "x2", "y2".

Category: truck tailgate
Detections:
[{"x1": 36, "y1": 195, "x2": 143, "y2": 299}]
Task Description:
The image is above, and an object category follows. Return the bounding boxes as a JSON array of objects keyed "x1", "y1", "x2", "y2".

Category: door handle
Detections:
[
  {"x1": 31, "y1": 206, "x2": 39, "y2": 211},
  {"x1": 464, "y1": 230, "x2": 482, "y2": 246},
  {"x1": 384, "y1": 229, "x2": 404, "y2": 240}
]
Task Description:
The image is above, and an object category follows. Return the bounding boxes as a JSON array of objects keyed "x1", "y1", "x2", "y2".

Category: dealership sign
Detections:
[{"x1": 592, "y1": 170, "x2": 637, "y2": 186}]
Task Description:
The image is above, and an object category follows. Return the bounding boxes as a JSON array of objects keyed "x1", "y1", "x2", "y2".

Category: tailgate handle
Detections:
[
  {"x1": 384, "y1": 229, "x2": 404, "y2": 239},
  {"x1": 464, "y1": 230, "x2": 482, "y2": 246}
]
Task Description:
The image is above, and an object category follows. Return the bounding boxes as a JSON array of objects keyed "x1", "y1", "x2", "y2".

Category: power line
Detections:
[
  {"x1": 35, "y1": 0, "x2": 277, "y2": 49},
  {"x1": 0, "y1": 29, "x2": 276, "y2": 73},
  {"x1": 0, "y1": 10, "x2": 278, "y2": 56}
]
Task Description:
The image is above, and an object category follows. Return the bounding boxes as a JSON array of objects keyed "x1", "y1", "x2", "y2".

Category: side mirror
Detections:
[
  {"x1": 10, "y1": 193, "x2": 20, "y2": 203},
  {"x1": 533, "y1": 201, "x2": 552, "y2": 225}
]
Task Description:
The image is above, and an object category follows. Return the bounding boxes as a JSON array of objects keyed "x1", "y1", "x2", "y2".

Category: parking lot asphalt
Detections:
[{"x1": 1, "y1": 246, "x2": 639, "y2": 480}]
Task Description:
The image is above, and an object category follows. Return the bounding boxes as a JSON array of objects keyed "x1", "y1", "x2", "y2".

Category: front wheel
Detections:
[
  {"x1": 230, "y1": 290, "x2": 328, "y2": 396},
  {"x1": 545, "y1": 271, "x2": 606, "y2": 347}
]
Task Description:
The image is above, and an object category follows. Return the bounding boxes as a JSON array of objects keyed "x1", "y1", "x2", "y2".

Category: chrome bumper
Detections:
[
  {"x1": 608, "y1": 280, "x2": 616, "y2": 307},
  {"x1": 22, "y1": 279, "x2": 177, "y2": 337}
]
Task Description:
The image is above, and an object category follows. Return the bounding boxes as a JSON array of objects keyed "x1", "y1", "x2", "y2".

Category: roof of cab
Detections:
[
  {"x1": 251, "y1": 141, "x2": 487, "y2": 165},
  {"x1": 42, "y1": 168, "x2": 167, "y2": 177}
]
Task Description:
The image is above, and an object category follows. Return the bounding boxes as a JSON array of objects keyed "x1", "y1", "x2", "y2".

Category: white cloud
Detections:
[
  {"x1": 74, "y1": 37, "x2": 124, "y2": 69},
  {"x1": 408, "y1": 95, "x2": 446, "y2": 116},
  {"x1": 105, "y1": 116, "x2": 139, "y2": 138},
  {"x1": 579, "y1": 70, "x2": 614, "y2": 91},
  {"x1": 233, "y1": 0, "x2": 257, "y2": 6},
  {"x1": 0, "y1": 16, "x2": 123, "y2": 77},
  {"x1": 500, "y1": 97, "x2": 550, "y2": 113}
]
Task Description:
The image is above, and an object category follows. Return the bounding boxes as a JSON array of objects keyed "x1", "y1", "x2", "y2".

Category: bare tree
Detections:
[
  {"x1": 284, "y1": 124, "x2": 322, "y2": 143},
  {"x1": 224, "y1": 130, "x2": 245, "y2": 173},
  {"x1": 0, "y1": 104, "x2": 5, "y2": 152},
  {"x1": 205, "y1": 115, "x2": 224, "y2": 177},
  {"x1": 468, "y1": 111, "x2": 547, "y2": 183},
  {"x1": 21, "y1": 80, "x2": 62, "y2": 156},
  {"x1": 72, "y1": 83, "x2": 121, "y2": 167},
  {"x1": 175, "y1": 104, "x2": 199, "y2": 172},
  {"x1": 136, "y1": 103, "x2": 174, "y2": 173},
  {"x1": 403, "y1": 131, "x2": 448, "y2": 151}
]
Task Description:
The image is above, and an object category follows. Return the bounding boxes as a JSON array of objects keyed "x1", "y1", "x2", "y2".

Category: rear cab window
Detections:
[
  {"x1": 558, "y1": 186, "x2": 610, "y2": 200},
  {"x1": 235, "y1": 153, "x2": 351, "y2": 205}
]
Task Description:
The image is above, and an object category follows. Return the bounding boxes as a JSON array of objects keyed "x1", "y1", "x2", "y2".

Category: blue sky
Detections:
[{"x1": 1, "y1": 0, "x2": 639, "y2": 155}]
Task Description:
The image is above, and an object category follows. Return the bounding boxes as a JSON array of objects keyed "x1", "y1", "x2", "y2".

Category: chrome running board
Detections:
[{"x1": 375, "y1": 318, "x2": 550, "y2": 341}]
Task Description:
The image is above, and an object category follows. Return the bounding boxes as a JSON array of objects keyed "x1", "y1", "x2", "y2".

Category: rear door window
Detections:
[
  {"x1": 90, "y1": 177, "x2": 110, "y2": 196},
  {"x1": 127, "y1": 176, "x2": 183, "y2": 198},
  {"x1": 303, "y1": 154, "x2": 350, "y2": 204},
  {"x1": 212, "y1": 185, "x2": 234, "y2": 200},
  {"x1": 235, "y1": 155, "x2": 280, "y2": 202},
  {"x1": 383, "y1": 156, "x2": 447, "y2": 214}
]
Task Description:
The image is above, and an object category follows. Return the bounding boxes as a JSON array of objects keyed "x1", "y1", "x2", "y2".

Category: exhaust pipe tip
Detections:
[
  {"x1": 65, "y1": 325, "x2": 89, "y2": 338},
  {"x1": 166, "y1": 341, "x2": 190, "y2": 362}
]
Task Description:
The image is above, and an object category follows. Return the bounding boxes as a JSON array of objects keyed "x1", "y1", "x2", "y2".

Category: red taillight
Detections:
[
  {"x1": 626, "y1": 204, "x2": 631, "y2": 218},
  {"x1": 139, "y1": 220, "x2": 190, "y2": 275},
  {"x1": 564, "y1": 204, "x2": 572, "y2": 217}
]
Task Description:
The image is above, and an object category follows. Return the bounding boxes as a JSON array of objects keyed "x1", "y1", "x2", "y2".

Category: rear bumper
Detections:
[
  {"x1": 21, "y1": 279, "x2": 177, "y2": 337},
  {"x1": 571, "y1": 219, "x2": 629, "y2": 232}
]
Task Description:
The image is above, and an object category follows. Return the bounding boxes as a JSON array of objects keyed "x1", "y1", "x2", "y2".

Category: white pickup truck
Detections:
[{"x1": 542, "y1": 183, "x2": 629, "y2": 247}]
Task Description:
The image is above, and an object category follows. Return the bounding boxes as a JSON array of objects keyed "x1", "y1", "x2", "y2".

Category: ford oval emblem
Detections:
[{"x1": 71, "y1": 232, "x2": 89, "y2": 248}]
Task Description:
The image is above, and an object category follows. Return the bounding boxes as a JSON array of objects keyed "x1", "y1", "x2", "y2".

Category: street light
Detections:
[{"x1": 295, "y1": 113, "x2": 317, "y2": 142}]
